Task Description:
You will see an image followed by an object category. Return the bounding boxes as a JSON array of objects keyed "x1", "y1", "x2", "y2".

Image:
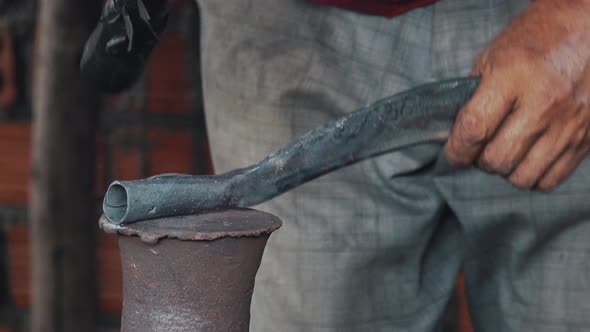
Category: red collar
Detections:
[{"x1": 310, "y1": 0, "x2": 439, "y2": 17}]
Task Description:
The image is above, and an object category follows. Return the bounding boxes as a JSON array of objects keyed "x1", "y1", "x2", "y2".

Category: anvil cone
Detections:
[{"x1": 99, "y1": 208, "x2": 282, "y2": 331}]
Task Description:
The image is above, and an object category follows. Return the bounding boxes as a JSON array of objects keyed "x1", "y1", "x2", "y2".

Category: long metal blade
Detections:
[{"x1": 103, "y1": 77, "x2": 480, "y2": 224}]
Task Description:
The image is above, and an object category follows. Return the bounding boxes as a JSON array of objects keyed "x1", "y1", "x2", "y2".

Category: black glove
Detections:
[{"x1": 80, "y1": 0, "x2": 168, "y2": 94}]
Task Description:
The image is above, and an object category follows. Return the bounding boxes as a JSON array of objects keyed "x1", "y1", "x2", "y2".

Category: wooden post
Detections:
[{"x1": 31, "y1": 0, "x2": 101, "y2": 331}]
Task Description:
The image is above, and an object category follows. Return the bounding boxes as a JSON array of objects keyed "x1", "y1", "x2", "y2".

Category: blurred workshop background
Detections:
[
  {"x1": 0, "y1": 0, "x2": 211, "y2": 330},
  {"x1": 0, "y1": 0, "x2": 472, "y2": 331}
]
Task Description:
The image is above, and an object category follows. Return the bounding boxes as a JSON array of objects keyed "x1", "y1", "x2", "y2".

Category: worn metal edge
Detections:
[{"x1": 98, "y1": 212, "x2": 282, "y2": 245}]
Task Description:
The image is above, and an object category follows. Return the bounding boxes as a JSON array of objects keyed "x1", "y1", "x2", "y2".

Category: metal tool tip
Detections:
[{"x1": 103, "y1": 182, "x2": 129, "y2": 224}]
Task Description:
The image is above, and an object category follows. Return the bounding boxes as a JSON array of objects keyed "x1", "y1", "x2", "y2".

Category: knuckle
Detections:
[
  {"x1": 477, "y1": 157, "x2": 494, "y2": 173},
  {"x1": 444, "y1": 141, "x2": 468, "y2": 165},
  {"x1": 480, "y1": 139, "x2": 525, "y2": 175},
  {"x1": 545, "y1": 94, "x2": 562, "y2": 109},
  {"x1": 478, "y1": 150, "x2": 514, "y2": 175},
  {"x1": 571, "y1": 127, "x2": 588, "y2": 147},
  {"x1": 492, "y1": 160, "x2": 516, "y2": 176},
  {"x1": 574, "y1": 103, "x2": 590, "y2": 117},
  {"x1": 493, "y1": 47, "x2": 536, "y2": 67},
  {"x1": 574, "y1": 87, "x2": 590, "y2": 107},
  {"x1": 541, "y1": 84, "x2": 569, "y2": 109},
  {"x1": 456, "y1": 111, "x2": 489, "y2": 146},
  {"x1": 519, "y1": 124, "x2": 546, "y2": 144},
  {"x1": 564, "y1": 115, "x2": 590, "y2": 148}
]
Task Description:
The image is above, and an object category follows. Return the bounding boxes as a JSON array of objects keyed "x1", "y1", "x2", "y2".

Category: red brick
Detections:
[
  {"x1": 6, "y1": 224, "x2": 30, "y2": 309},
  {"x1": 0, "y1": 123, "x2": 30, "y2": 205},
  {"x1": 97, "y1": 233, "x2": 122, "y2": 313},
  {"x1": 0, "y1": 27, "x2": 17, "y2": 108},
  {"x1": 147, "y1": 33, "x2": 191, "y2": 114},
  {"x1": 6, "y1": 225, "x2": 124, "y2": 313}
]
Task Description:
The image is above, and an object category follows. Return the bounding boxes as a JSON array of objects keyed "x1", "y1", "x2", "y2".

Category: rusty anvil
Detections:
[{"x1": 102, "y1": 77, "x2": 479, "y2": 225}]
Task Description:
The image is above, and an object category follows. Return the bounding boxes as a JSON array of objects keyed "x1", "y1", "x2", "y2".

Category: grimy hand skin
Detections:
[{"x1": 444, "y1": 0, "x2": 590, "y2": 191}]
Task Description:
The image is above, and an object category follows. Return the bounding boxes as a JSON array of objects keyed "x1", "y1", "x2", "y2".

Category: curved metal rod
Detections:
[{"x1": 103, "y1": 77, "x2": 480, "y2": 224}]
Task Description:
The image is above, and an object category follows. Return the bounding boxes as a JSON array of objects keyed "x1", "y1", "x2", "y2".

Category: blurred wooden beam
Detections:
[{"x1": 31, "y1": 0, "x2": 101, "y2": 331}]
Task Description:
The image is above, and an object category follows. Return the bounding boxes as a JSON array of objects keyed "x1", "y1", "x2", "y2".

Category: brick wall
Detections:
[{"x1": 0, "y1": 1, "x2": 211, "y2": 330}]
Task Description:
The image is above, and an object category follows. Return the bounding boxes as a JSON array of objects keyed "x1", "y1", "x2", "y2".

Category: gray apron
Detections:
[{"x1": 197, "y1": 0, "x2": 590, "y2": 330}]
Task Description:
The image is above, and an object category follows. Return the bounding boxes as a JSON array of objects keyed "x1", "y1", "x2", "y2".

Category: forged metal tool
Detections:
[{"x1": 103, "y1": 77, "x2": 480, "y2": 224}]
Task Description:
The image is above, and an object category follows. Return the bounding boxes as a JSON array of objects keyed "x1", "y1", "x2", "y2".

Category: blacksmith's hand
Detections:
[{"x1": 444, "y1": 0, "x2": 590, "y2": 191}]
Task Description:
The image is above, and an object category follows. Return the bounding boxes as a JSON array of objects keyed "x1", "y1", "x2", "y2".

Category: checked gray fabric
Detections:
[{"x1": 195, "y1": 0, "x2": 590, "y2": 331}]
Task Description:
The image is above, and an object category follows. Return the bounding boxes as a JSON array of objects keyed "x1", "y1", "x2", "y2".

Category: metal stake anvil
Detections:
[{"x1": 100, "y1": 208, "x2": 282, "y2": 332}]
